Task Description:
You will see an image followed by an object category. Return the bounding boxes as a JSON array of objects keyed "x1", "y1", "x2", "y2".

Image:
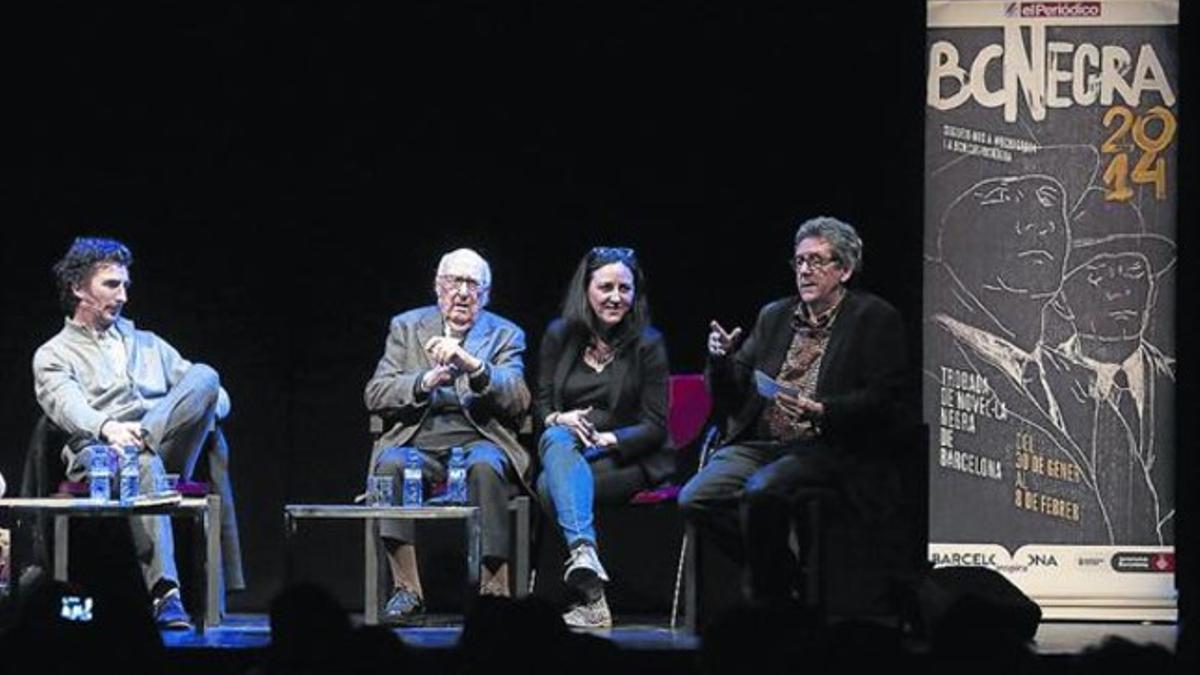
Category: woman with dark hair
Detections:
[{"x1": 535, "y1": 246, "x2": 670, "y2": 628}]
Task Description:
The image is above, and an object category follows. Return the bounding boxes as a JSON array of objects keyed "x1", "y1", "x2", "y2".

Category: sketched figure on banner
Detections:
[
  {"x1": 925, "y1": 171, "x2": 1113, "y2": 544},
  {"x1": 1045, "y1": 188, "x2": 1176, "y2": 545},
  {"x1": 929, "y1": 174, "x2": 1081, "y2": 438}
]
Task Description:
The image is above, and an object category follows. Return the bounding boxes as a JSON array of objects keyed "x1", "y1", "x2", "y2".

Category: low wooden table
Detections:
[
  {"x1": 283, "y1": 504, "x2": 484, "y2": 625},
  {"x1": 0, "y1": 495, "x2": 222, "y2": 632}
]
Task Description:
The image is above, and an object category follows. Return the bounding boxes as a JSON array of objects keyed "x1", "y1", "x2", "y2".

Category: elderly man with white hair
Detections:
[{"x1": 364, "y1": 248, "x2": 532, "y2": 624}]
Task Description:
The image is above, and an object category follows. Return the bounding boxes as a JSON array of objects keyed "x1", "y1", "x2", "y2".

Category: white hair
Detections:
[{"x1": 436, "y1": 248, "x2": 492, "y2": 288}]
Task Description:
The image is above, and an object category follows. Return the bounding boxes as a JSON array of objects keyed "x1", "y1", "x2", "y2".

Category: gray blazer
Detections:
[
  {"x1": 33, "y1": 317, "x2": 231, "y2": 444},
  {"x1": 364, "y1": 306, "x2": 532, "y2": 485}
]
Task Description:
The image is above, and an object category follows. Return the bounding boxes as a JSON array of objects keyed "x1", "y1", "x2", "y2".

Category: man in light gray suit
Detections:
[
  {"x1": 32, "y1": 236, "x2": 243, "y2": 630},
  {"x1": 365, "y1": 248, "x2": 530, "y2": 623}
]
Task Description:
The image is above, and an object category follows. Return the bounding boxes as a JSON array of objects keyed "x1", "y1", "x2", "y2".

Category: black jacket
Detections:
[
  {"x1": 707, "y1": 290, "x2": 908, "y2": 455},
  {"x1": 535, "y1": 318, "x2": 673, "y2": 483}
]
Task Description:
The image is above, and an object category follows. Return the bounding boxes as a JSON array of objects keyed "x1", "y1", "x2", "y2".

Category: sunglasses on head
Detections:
[{"x1": 591, "y1": 246, "x2": 636, "y2": 261}]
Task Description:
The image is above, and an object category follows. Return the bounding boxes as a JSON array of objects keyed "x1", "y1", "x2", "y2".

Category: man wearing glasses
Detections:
[
  {"x1": 364, "y1": 248, "x2": 531, "y2": 623},
  {"x1": 679, "y1": 216, "x2": 909, "y2": 605}
]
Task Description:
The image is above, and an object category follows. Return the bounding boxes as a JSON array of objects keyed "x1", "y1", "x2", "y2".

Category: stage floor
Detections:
[{"x1": 164, "y1": 613, "x2": 1177, "y2": 656}]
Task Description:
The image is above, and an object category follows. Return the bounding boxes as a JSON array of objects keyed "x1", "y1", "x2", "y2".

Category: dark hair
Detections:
[
  {"x1": 561, "y1": 247, "x2": 650, "y2": 349},
  {"x1": 52, "y1": 237, "x2": 133, "y2": 314}
]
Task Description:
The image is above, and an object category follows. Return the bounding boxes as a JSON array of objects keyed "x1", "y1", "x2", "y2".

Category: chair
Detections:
[
  {"x1": 23, "y1": 415, "x2": 220, "y2": 493},
  {"x1": 626, "y1": 373, "x2": 712, "y2": 505},
  {"x1": 792, "y1": 423, "x2": 928, "y2": 619},
  {"x1": 18, "y1": 414, "x2": 234, "y2": 616},
  {"x1": 19, "y1": 415, "x2": 75, "y2": 574},
  {"x1": 676, "y1": 422, "x2": 930, "y2": 629},
  {"x1": 671, "y1": 425, "x2": 722, "y2": 629},
  {"x1": 21, "y1": 416, "x2": 212, "y2": 555}
]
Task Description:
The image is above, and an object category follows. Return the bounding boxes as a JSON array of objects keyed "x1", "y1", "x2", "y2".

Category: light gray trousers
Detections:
[{"x1": 67, "y1": 364, "x2": 222, "y2": 593}]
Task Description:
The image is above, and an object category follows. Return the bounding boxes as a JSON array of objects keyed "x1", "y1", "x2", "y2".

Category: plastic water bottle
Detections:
[
  {"x1": 447, "y1": 446, "x2": 467, "y2": 504},
  {"x1": 88, "y1": 448, "x2": 112, "y2": 502},
  {"x1": 119, "y1": 447, "x2": 140, "y2": 504},
  {"x1": 402, "y1": 448, "x2": 423, "y2": 507}
]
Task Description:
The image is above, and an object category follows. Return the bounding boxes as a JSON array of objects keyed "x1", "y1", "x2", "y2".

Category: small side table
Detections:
[
  {"x1": 283, "y1": 504, "x2": 481, "y2": 625},
  {"x1": 0, "y1": 495, "x2": 222, "y2": 632}
]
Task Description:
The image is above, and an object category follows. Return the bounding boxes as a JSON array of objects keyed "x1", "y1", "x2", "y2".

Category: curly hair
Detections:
[
  {"x1": 52, "y1": 237, "x2": 133, "y2": 314},
  {"x1": 560, "y1": 246, "x2": 650, "y2": 350},
  {"x1": 794, "y1": 215, "x2": 863, "y2": 275}
]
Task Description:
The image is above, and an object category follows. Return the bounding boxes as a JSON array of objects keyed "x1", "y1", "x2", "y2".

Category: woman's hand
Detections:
[
  {"x1": 580, "y1": 432, "x2": 619, "y2": 461},
  {"x1": 583, "y1": 432, "x2": 619, "y2": 458},
  {"x1": 553, "y1": 407, "x2": 598, "y2": 445},
  {"x1": 592, "y1": 431, "x2": 618, "y2": 447}
]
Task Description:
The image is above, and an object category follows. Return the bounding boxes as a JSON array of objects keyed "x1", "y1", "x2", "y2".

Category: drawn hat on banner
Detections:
[
  {"x1": 930, "y1": 141, "x2": 1100, "y2": 222},
  {"x1": 931, "y1": 144, "x2": 1105, "y2": 309},
  {"x1": 931, "y1": 142, "x2": 1103, "y2": 301},
  {"x1": 1043, "y1": 187, "x2": 1176, "y2": 342},
  {"x1": 1063, "y1": 188, "x2": 1177, "y2": 280}
]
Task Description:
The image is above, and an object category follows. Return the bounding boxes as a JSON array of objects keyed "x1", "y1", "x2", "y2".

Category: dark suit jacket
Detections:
[
  {"x1": 1048, "y1": 340, "x2": 1174, "y2": 545},
  {"x1": 707, "y1": 290, "x2": 908, "y2": 455},
  {"x1": 534, "y1": 318, "x2": 673, "y2": 484},
  {"x1": 925, "y1": 258, "x2": 1115, "y2": 546}
]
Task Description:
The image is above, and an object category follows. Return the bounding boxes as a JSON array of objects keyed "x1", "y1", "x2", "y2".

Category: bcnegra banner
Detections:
[{"x1": 924, "y1": 0, "x2": 1178, "y2": 616}]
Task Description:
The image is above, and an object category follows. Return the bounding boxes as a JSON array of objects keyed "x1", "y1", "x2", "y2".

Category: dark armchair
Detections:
[
  {"x1": 18, "y1": 414, "x2": 243, "y2": 601},
  {"x1": 677, "y1": 421, "x2": 930, "y2": 629}
]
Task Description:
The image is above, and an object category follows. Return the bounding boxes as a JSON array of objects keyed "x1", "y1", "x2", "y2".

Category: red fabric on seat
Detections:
[
  {"x1": 57, "y1": 480, "x2": 209, "y2": 498},
  {"x1": 629, "y1": 484, "x2": 681, "y2": 504},
  {"x1": 625, "y1": 374, "x2": 712, "y2": 503},
  {"x1": 667, "y1": 374, "x2": 711, "y2": 450}
]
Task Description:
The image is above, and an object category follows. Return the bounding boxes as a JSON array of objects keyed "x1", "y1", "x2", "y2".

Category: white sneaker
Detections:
[
  {"x1": 563, "y1": 543, "x2": 609, "y2": 582},
  {"x1": 562, "y1": 593, "x2": 612, "y2": 629}
]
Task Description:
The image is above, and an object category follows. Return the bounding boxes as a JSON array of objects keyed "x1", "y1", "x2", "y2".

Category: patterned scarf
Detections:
[{"x1": 758, "y1": 298, "x2": 842, "y2": 442}]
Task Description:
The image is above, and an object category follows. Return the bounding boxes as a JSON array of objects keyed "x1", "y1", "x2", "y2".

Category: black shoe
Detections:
[
  {"x1": 564, "y1": 543, "x2": 608, "y2": 605},
  {"x1": 382, "y1": 586, "x2": 425, "y2": 625},
  {"x1": 153, "y1": 588, "x2": 192, "y2": 630}
]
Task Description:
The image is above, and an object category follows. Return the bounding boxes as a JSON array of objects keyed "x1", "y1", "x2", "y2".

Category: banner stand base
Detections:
[{"x1": 1036, "y1": 598, "x2": 1177, "y2": 622}]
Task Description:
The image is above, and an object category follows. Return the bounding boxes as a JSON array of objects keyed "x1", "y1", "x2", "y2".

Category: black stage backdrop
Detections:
[{"x1": 1, "y1": 2, "x2": 1192, "y2": 616}]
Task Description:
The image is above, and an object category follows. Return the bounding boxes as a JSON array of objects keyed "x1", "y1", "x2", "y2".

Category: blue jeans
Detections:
[{"x1": 536, "y1": 426, "x2": 598, "y2": 549}]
